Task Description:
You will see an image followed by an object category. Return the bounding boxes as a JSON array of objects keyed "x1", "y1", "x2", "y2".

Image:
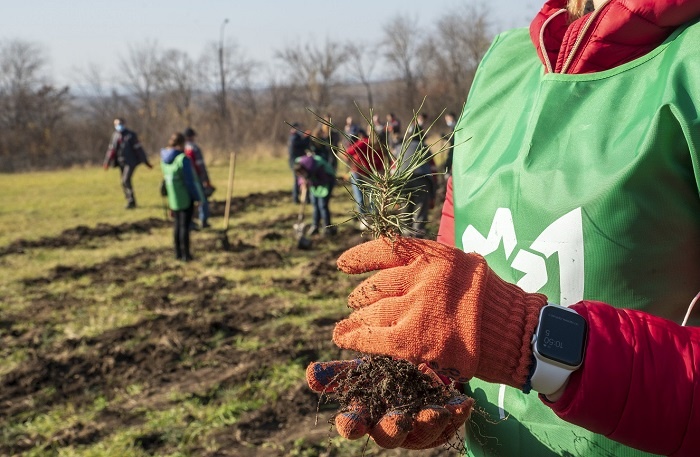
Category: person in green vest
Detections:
[
  {"x1": 294, "y1": 152, "x2": 337, "y2": 236},
  {"x1": 160, "y1": 132, "x2": 203, "y2": 262},
  {"x1": 306, "y1": 0, "x2": 700, "y2": 455}
]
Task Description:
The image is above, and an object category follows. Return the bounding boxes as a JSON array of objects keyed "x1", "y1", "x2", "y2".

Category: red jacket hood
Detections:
[{"x1": 530, "y1": 0, "x2": 700, "y2": 74}]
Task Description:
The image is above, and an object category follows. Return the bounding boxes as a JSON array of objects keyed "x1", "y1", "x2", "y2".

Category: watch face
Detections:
[{"x1": 536, "y1": 306, "x2": 587, "y2": 367}]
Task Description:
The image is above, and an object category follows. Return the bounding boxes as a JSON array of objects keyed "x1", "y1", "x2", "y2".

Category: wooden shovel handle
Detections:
[{"x1": 223, "y1": 151, "x2": 237, "y2": 231}]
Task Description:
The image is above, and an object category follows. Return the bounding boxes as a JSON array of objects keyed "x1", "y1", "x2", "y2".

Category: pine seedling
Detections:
[
  {"x1": 306, "y1": 101, "x2": 460, "y2": 239},
  {"x1": 301, "y1": 105, "x2": 470, "y2": 451}
]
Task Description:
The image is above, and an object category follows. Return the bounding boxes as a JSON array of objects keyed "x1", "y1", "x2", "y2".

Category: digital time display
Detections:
[{"x1": 535, "y1": 306, "x2": 587, "y2": 366}]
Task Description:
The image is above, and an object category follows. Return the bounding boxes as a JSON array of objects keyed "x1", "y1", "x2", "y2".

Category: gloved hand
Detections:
[
  {"x1": 306, "y1": 359, "x2": 474, "y2": 450},
  {"x1": 334, "y1": 237, "x2": 548, "y2": 388}
]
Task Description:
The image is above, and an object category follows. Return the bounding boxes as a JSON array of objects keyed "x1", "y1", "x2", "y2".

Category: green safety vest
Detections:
[
  {"x1": 161, "y1": 153, "x2": 193, "y2": 211},
  {"x1": 452, "y1": 20, "x2": 700, "y2": 457}
]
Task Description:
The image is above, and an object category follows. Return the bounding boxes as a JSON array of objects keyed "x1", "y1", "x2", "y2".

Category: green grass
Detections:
[
  {"x1": 0, "y1": 151, "x2": 449, "y2": 456},
  {"x1": 0, "y1": 156, "x2": 377, "y2": 456},
  {"x1": 0, "y1": 157, "x2": 292, "y2": 247}
]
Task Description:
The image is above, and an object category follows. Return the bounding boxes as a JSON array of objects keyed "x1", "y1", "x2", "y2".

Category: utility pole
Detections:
[{"x1": 219, "y1": 18, "x2": 229, "y2": 121}]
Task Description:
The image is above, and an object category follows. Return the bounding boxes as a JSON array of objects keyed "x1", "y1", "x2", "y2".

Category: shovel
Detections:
[
  {"x1": 220, "y1": 151, "x2": 237, "y2": 250},
  {"x1": 294, "y1": 185, "x2": 312, "y2": 250},
  {"x1": 159, "y1": 180, "x2": 170, "y2": 221}
]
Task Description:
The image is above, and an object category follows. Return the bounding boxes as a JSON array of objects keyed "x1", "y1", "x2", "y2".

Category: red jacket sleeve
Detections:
[
  {"x1": 548, "y1": 301, "x2": 700, "y2": 456},
  {"x1": 437, "y1": 176, "x2": 455, "y2": 246}
]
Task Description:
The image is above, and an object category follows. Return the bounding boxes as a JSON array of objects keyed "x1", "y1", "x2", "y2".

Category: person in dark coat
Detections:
[{"x1": 103, "y1": 118, "x2": 152, "y2": 209}]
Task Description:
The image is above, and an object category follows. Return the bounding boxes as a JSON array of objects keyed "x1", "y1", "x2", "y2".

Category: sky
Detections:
[{"x1": 3, "y1": 0, "x2": 541, "y2": 87}]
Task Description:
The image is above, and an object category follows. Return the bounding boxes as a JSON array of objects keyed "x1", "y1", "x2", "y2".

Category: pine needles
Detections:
[{"x1": 305, "y1": 100, "x2": 459, "y2": 239}]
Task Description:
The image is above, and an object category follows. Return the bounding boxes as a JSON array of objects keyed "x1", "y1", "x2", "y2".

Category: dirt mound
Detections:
[
  {"x1": 0, "y1": 218, "x2": 168, "y2": 257},
  {"x1": 0, "y1": 190, "x2": 292, "y2": 258},
  {"x1": 208, "y1": 190, "x2": 290, "y2": 218},
  {"x1": 22, "y1": 247, "x2": 174, "y2": 287},
  {"x1": 233, "y1": 382, "x2": 323, "y2": 445},
  {"x1": 233, "y1": 249, "x2": 285, "y2": 269}
]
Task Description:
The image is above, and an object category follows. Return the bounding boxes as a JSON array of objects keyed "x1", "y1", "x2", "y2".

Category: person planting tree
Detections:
[
  {"x1": 307, "y1": 0, "x2": 700, "y2": 455},
  {"x1": 103, "y1": 118, "x2": 152, "y2": 209},
  {"x1": 294, "y1": 153, "x2": 337, "y2": 237}
]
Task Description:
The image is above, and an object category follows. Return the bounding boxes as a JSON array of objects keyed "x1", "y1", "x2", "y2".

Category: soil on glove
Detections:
[{"x1": 330, "y1": 357, "x2": 453, "y2": 428}]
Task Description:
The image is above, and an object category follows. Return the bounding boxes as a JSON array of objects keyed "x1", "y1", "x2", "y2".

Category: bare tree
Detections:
[
  {"x1": 423, "y1": 4, "x2": 494, "y2": 112},
  {"x1": 259, "y1": 71, "x2": 297, "y2": 145},
  {"x1": 0, "y1": 39, "x2": 71, "y2": 169},
  {"x1": 0, "y1": 3, "x2": 497, "y2": 171},
  {"x1": 0, "y1": 40, "x2": 49, "y2": 130},
  {"x1": 159, "y1": 49, "x2": 198, "y2": 126},
  {"x1": 275, "y1": 39, "x2": 348, "y2": 113},
  {"x1": 71, "y1": 64, "x2": 127, "y2": 162},
  {"x1": 118, "y1": 40, "x2": 165, "y2": 151},
  {"x1": 120, "y1": 40, "x2": 162, "y2": 118},
  {"x1": 199, "y1": 39, "x2": 257, "y2": 143},
  {"x1": 345, "y1": 42, "x2": 379, "y2": 109},
  {"x1": 74, "y1": 64, "x2": 125, "y2": 119},
  {"x1": 381, "y1": 15, "x2": 425, "y2": 114}
]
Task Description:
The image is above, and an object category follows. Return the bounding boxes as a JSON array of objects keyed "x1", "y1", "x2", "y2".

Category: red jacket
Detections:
[
  {"x1": 554, "y1": 301, "x2": 700, "y2": 456},
  {"x1": 439, "y1": 1, "x2": 700, "y2": 454},
  {"x1": 345, "y1": 137, "x2": 385, "y2": 176},
  {"x1": 531, "y1": 0, "x2": 700, "y2": 74},
  {"x1": 184, "y1": 142, "x2": 210, "y2": 185}
]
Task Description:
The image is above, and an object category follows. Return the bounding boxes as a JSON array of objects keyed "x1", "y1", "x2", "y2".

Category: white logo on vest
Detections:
[{"x1": 461, "y1": 207, "x2": 584, "y2": 305}]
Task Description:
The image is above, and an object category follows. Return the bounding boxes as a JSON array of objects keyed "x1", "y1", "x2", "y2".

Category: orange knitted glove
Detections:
[
  {"x1": 306, "y1": 359, "x2": 474, "y2": 450},
  {"x1": 334, "y1": 237, "x2": 548, "y2": 387}
]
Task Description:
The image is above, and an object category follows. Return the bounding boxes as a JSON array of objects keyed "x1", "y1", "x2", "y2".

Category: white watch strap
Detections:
[{"x1": 529, "y1": 356, "x2": 574, "y2": 396}]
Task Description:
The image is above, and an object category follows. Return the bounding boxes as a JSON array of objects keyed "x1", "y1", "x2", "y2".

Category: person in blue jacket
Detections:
[{"x1": 160, "y1": 132, "x2": 203, "y2": 261}]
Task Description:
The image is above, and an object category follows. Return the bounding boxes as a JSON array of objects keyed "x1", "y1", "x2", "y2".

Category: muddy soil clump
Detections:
[{"x1": 331, "y1": 357, "x2": 453, "y2": 427}]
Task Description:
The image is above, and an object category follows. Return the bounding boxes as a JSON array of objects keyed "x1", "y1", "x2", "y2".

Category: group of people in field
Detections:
[
  {"x1": 103, "y1": 120, "x2": 213, "y2": 262},
  {"x1": 287, "y1": 111, "x2": 457, "y2": 239},
  {"x1": 102, "y1": 111, "x2": 455, "y2": 261}
]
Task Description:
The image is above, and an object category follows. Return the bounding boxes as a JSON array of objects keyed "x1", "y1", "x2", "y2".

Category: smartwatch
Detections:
[{"x1": 530, "y1": 304, "x2": 588, "y2": 396}]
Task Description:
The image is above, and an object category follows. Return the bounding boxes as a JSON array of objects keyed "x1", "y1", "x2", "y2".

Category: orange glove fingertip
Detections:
[
  {"x1": 370, "y1": 411, "x2": 413, "y2": 449},
  {"x1": 306, "y1": 360, "x2": 360, "y2": 393},
  {"x1": 400, "y1": 406, "x2": 451, "y2": 449},
  {"x1": 335, "y1": 406, "x2": 371, "y2": 440},
  {"x1": 337, "y1": 237, "x2": 407, "y2": 274}
]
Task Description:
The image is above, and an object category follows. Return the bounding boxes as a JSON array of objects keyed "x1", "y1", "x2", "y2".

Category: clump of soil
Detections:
[
  {"x1": 328, "y1": 356, "x2": 454, "y2": 429},
  {"x1": 0, "y1": 218, "x2": 168, "y2": 257}
]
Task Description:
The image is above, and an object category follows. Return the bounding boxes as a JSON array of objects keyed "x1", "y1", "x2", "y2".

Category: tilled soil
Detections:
[{"x1": 0, "y1": 188, "x2": 459, "y2": 456}]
